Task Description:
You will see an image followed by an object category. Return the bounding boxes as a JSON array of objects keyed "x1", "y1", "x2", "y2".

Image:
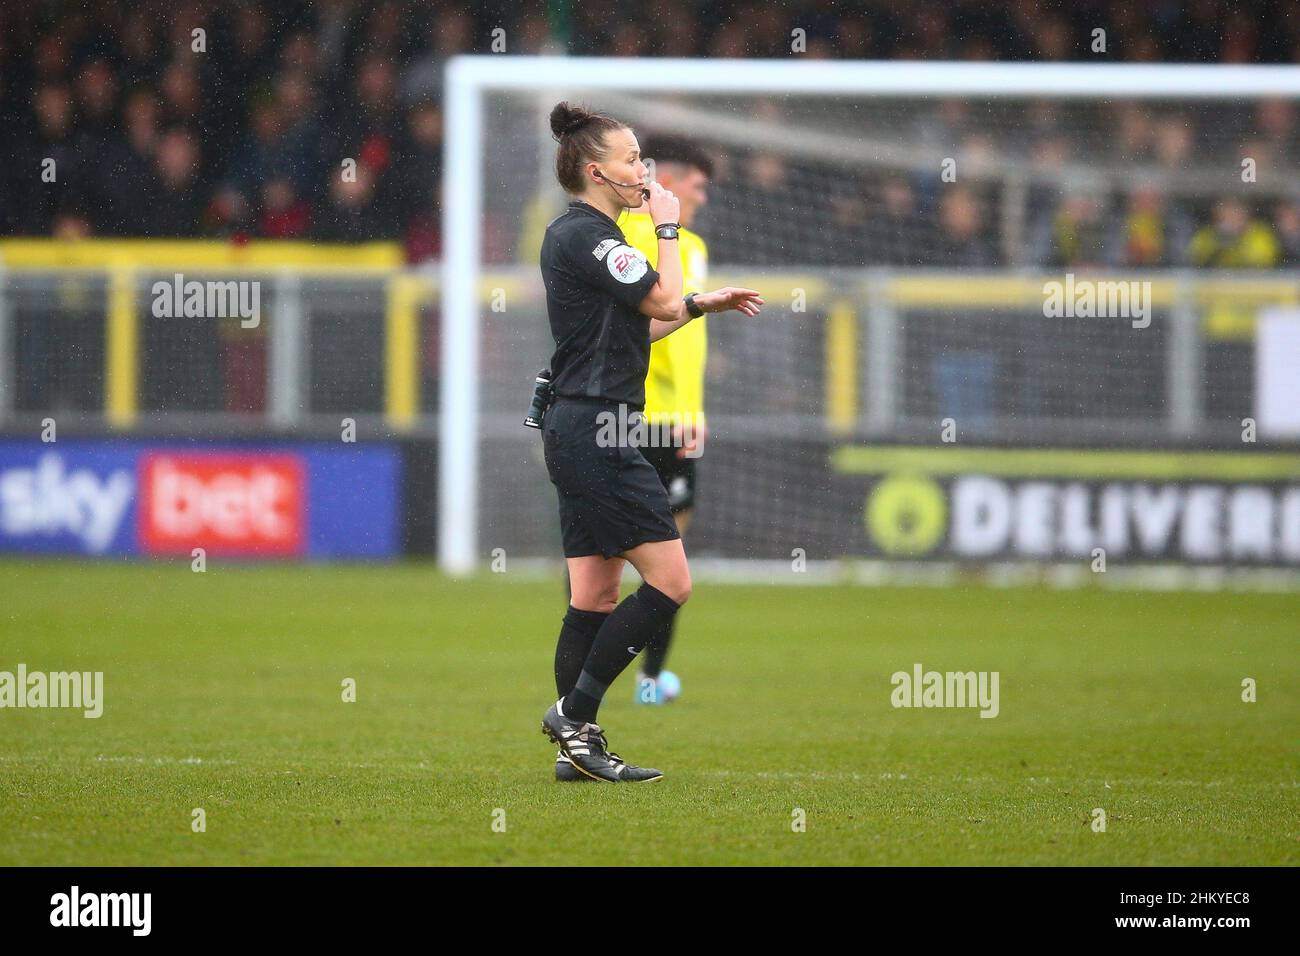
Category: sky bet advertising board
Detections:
[{"x1": 0, "y1": 441, "x2": 401, "y2": 559}]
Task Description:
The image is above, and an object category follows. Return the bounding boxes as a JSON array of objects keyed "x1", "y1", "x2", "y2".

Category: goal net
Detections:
[{"x1": 441, "y1": 58, "x2": 1300, "y2": 574}]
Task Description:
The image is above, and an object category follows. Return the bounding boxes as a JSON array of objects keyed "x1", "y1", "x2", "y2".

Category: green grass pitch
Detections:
[{"x1": 1, "y1": 559, "x2": 1296, "y2": 866}]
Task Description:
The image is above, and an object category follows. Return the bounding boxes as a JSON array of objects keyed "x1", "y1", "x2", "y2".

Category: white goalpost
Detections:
[{"x1": 439, "y1": 56, "x2": 1300, "y2": 576}]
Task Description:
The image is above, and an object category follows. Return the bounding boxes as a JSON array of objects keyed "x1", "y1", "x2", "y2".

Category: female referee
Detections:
[{"x1": 538, "y1": 102, "x2": 762, "y2": 782}]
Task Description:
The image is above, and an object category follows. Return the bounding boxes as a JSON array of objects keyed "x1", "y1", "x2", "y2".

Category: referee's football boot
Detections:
[
  {"x1": 554, "y1": 749, "x2": 587, "y2": 782},
  {"x1": 590, "y1": 724, "x2": 664, "y2": 782},
  {"x1": 542, "y1": 702, "x2": 663, "y2": 783},
  {"x1": 541, "y1": 701, "x2": 621, "y2": 782},
  {"x1": 554, "y1": 739, "x2": 664, "y2": 783}
]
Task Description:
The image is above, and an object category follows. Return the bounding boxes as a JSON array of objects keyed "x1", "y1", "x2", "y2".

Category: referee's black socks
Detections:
[
  {"x1": 641, "y1": 613, "x2": 674, "y2": 678},
  {"x1": 554, "y1": 605, "x2": 610, "y2": 700},
  {"x1": 561, "y1": 582, "x2": 681, "y2": 723}
]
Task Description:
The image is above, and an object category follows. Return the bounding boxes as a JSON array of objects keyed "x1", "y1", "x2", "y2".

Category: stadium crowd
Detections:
[{"x1": 3, "y1": 0, "x2": 1300, "y2": 269}]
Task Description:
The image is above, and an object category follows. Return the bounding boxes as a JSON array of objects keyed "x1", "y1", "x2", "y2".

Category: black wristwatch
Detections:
[
  {"x1": 684, "y1": 292, "x2": 704, "y2": 318},
  {"x1": 655, "y1": 222, "x2": 680, "y2": 240}
]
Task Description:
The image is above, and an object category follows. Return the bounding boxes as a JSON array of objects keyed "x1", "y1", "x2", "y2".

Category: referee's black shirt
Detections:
[{"x1": 540, "y1": 199, "x2": 661, "y2": 409}]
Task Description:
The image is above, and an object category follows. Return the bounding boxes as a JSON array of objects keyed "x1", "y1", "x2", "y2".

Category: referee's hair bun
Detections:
[
  {"x1": 550, "y1": 101, "x2": 593, "y2": 139},
  {"x1": 550, "y1": 102, "x2": 625, "y2": 193}
]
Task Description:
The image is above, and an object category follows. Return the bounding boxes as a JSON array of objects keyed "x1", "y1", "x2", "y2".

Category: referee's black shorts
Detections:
[{"x1": 542, "y1": 397, "x2": 681, "y2": 559}]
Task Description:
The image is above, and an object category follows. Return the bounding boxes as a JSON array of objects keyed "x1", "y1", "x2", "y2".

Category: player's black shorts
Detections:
[
  {"x1": 542, "y1": 397, "x2": 681, "y2": 559},
  {"x1": 639, "y1": 441, "x2": 697, "y2": 514}
]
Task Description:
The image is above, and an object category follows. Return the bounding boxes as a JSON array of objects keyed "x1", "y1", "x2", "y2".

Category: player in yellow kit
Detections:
[{"x1": 619, "y1": 135, "x2": 714, "y2": 704}]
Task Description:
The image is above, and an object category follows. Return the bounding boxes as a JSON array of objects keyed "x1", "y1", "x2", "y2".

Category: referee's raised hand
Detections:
[
  {"x1": 694, "y1": 287, "x2": 765, "y2": 317},
  {"x1": 647, "y1": 181, "x2": 681, "y2": 226}
]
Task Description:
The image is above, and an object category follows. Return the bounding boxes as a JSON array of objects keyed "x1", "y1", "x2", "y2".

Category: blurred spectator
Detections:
[
  {"x1": 391, "y1": 100, "x2": 444, "y2": 262},
  {"x1": 1030, "y1": 190, "x2": 1109, "y2": 268},
  {"x1": 143, "y1": 128, "x2": 204, "y2": 236},
  {"x1": 343, "y1": 1, "x2": 407, "y2": 69},
  {"x1": 314, "y1": 164, "x2": 383, "y2": 241},
  {"x1": 914, "y1": 99, "x2": 973, "y2": 157},
  {"x1": 610, "y1": 24, "x2": 653, "y2": 57},
  {"x1": 280, "y1": 31, "x2": 324, "y2": 82},
  {"x1": 1110, "y1": 104, "x2": 1155, "y2": 163},
  {"x1": 824, "y1": 185, "x2": 869, "y2": 266},
  {"x1": 928, "y1": 187, "x2": 997, "y2": 267},
  {"x1": 1274, "y1": 198, "x2": 1300, "y2": 266},
  {"x1": 99, "y1": 90, "x2": 162, "y2": 234},
  {"x1": 908, "y1": 7, "x2": 955, "y2": 59},
  {"x1": 863, "y1": 175, "x2": 921, "y2": 266},
  {"x1": 51, "y1": 207, "x2": 93, "y2": 240},
  {"x1": 1188, "y1": 198, "x2": 1280, "y2": 268},
  {"x1": 1153, "y1": 115, "x2": 1194, "y2": 173},
  {"x1": 201, "y1": 2, "x2": 269, "y2": 138},
  {"x1": 1126, "y1": 33, "x2": 1163, "y2": 63},
  {"x1": 1256, "y1": 99, "x2": 1298, "y2": 157},
  {"x1": 258, "y1": 178, "x2": 312, "y2": 239},
  {"x1": 1030, "y1": 15, "x2": 1073, "y2": 60},
  {"x1": 514, "y1": 14, "x2": 554, "y2": 55},
  {"x1": 1022, "y1": 133, "x2": 1072, "y2": 247},
  {"x1": 927, "y1": 184, "x2": 1000, "y2": 423},
  {"x1": 705, "y1": 15, "x2": 752, "y2": 58},
  {"x1": 275, "y1": 71, "x2": 326, "y2": 195},
  {"x1": 118, "y1": 11, "x2": 161, "y2": 90},
  {"x1": 221, "y1": 100, "x2": 291, "y2": 218},
  {"x1": 1022, "y1": 100, "x2": 1064, "y2": 150},
  {"x1": 1221, "y1": 10, "x2": 1259, "y2": 63},
  {"x1": 331, "y1": 56, "x2": 401, "y2": 231},
  {"x1": 159, "y1": 59, "x2": 202, "y2": 129},
  {"x1": 401, "y1": 5, "x2": 473, "y2": 102},
  {"x1": 17, "y1": 83, "x2": 85, "y2": 235},
  {"x1": 74, "y1": 58, "x2": 117, "y2": 141},
  {"x1": 1110, "y1": 182, "x2": 1193, "y2": 267},
  {"x1": 32, "y1": 32, "x2": 71, "y2": 85}
]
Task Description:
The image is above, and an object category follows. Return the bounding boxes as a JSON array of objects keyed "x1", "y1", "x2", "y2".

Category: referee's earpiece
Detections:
[{"x1": 594, "y1": 167, "x2": 651, "y2": 200}]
